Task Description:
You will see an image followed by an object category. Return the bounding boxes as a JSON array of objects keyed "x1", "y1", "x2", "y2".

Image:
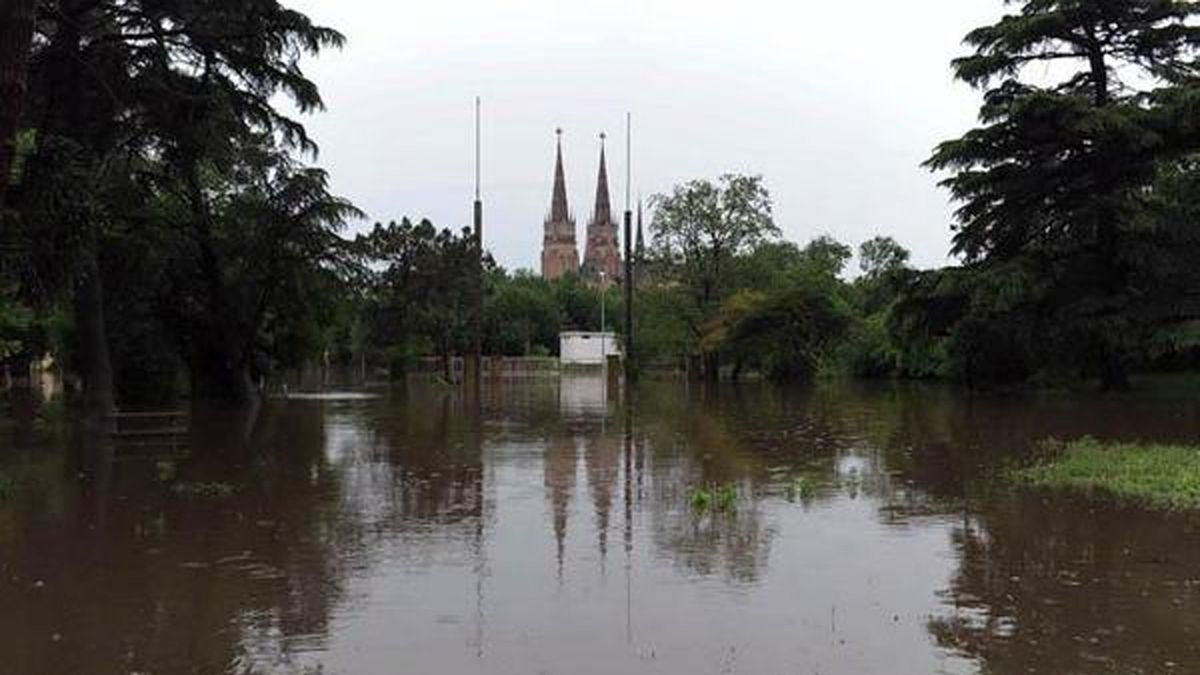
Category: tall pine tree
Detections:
[{"x1": 928, "y1": 0, "x2": 1200, "y2": 388}]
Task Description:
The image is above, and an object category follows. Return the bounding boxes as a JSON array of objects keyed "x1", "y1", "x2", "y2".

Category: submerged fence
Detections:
[{"x1": 410, "y1": 356, "x2": 561, "y2": 381}]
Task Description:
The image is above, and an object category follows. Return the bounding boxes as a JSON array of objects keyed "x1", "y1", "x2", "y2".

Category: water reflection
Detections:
[{"x1": 3, "y1": 380, "x2": 1200, "y2": 674}]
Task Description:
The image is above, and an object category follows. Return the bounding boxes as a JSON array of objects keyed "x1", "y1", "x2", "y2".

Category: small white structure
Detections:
[{"x1": 559, "y1": 332, "x2": 622, "y2": 366}]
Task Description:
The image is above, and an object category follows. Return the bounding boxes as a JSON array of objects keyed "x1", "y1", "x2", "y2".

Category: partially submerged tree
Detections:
[
  {"x1": 716, "y1": 286, "x2": 852, "y2": 381},
  {"x1": 649, "y1": 174, "x2": 778, "y2": 379},
  {"x1": 649, "y1": 174, "x2": 778, "y2": 312},
  {"x1": 10, "y1": 0, "x2": 347, "y2": 410},
  {"x1": 0, "y1": 0, "x2": 35, "y2": 206},
  {"x1": 360, "y1": 219, "x2": 490, "y2": 381},
  {"x1": 485, "y1": 271, "x2": 561, "y2": 357},
  {"x1": 926, "y1": 0, "x2": 1200, "y2": 389}
]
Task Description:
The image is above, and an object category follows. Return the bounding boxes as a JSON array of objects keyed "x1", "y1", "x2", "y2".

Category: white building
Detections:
[{"x1": 559, "y1": 332, "x2": 622, "y2": 366}]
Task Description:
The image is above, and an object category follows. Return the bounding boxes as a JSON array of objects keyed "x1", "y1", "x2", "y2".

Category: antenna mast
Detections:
[
  {"x1": 623, "y1": 112, "x2": 635, "y2": 385},
  {"x1": 469, "y1": 96, "x2": 483, "y2": 389}
]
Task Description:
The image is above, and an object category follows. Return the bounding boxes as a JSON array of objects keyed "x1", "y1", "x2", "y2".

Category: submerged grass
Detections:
[
  {"x1": 689, "y1": 483, "x2": 738, "y2": 513},
  {"x1": 171, "y1": 481, "x2": 237, "y2": 498},
  {"x1": 0, "y1": 472, "x2": 15, "y2": 501},
  {"x1": 788, "y1": 476, "x2": 819, "y2": 502},
  {"x1": 1010, "y1": 438, "x2": 1200, "y2": 510}
]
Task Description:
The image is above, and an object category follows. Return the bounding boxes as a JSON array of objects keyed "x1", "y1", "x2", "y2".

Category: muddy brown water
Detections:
[{"x1": 3, "y1": 378, "x2": 1200, "y2": 675}]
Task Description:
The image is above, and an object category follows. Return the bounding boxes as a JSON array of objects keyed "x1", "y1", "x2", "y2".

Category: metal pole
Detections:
[
  {"x1": 623, "y1": 112, "x2": 635, "y2": 383},
  {"x1": 600, "y1": 267, "x2": 609, "y2": 357},
  {"x1": 470, "y1": 96, "x2": 483, "y2": 388}
]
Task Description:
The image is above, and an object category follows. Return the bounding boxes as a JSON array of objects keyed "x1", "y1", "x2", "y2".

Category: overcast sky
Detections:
[{"x1": 286, "y1": 0, "x2": 1003, "y2": 273}]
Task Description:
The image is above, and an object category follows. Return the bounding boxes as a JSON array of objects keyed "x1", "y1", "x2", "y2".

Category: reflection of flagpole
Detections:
[
  {"x1": 623, "y1": 397, "x2": 634, "y2": 644},
  {"x1": 472, "y1": 433, "x2": 487, "y2": 659},
  {"x1": 600, "y1": 269, "x2": 608, "y2": 394}
]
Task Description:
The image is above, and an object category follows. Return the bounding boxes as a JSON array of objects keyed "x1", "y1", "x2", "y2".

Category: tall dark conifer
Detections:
[
  {"x1": 18, "y1": 0, "x2": 346, "y2": 409},
  {"x1": 0, "y1": 0, "x2": 35, "y2": 207},
  {"x1": 928, "y1": 0, "x2": 1200, "y2": 388}
]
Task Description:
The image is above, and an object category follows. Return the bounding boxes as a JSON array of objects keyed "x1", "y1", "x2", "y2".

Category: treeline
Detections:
[
  {"x1": 7, "y1": 0, "x2": 1200, "y2": 409},
  {"x1": 348, "y1": 218, "x2": 621, "y2": 377},
  {"x1": 0, "y1": 0, "x2": 359, "y2": 413},
  {"x1": 897, "y1": 1, "x2": 1200, "y2": 389},
  {"x1": 313, "y1": 0, "x2": 1200, "y2": 390},
  {"x1": 341, "y1": 205, "x2": 922, "y2": 384}
]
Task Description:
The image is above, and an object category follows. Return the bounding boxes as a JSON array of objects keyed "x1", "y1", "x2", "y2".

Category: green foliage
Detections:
[
  {"x1": 923, "y1": 0, "x2": 1200, "y2": 389},
  {"x1": 0, "y1": 290, "x2": 33, "y2": 361},
  {"x1": 787, "y1": 476, "x2": 818, "y2": 502},
  {"x1": 649, "y1": 174, "x2": 779, "y2": 315},
  {"x1": 795, "y1": 235, "x2": 852, "y2": 284},
  {"x1": 699, "y1": 290, "x2": 767, "y2": 356},
  {"x1": 485, "y1": 271, "x2": 561, "y2": 356},
  {"x1": 842, "y1": 313, "x2": 900, "y2": 379},
  {"x1": 858, "y1": 236, "x2": 910, "y2": 281},
  {"x1": 634, "y1": 284, "x2": 699, "y2": 368},
  {"x1": 355, "y1": 223, "x2": 637, "y2": 373},
  {"x1": 689, "y1": 483, "x2": 738, "y2": 513},
  {"x1": 714, "y1": 285, "x2": 854, "y2": 381},
  {"x1": 732, "y1": 242, "x2": 805, "y2": 292},
  {"x1": 1012, "y1": 438, "x2": 1200, "y2": 511},
  {"x1": 3, "y1": 0, "x2": 354, "y2": 405},
  {"x1": 0, "y1": 472, "x2": 16, "y2": 501},
  {"x1": 359, "y1": 218, "x2": 484, "y2": 369},
  {"x1": 550, "y1": 274, "x2": 612, "y2": 332}
]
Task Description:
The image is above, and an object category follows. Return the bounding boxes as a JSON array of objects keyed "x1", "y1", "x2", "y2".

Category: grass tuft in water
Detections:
[
  {"x1": 171, "y1": 481, "x2": 236, "y2": 498},
  {"x1": 788, "y1": 476, "x2": 819, "y2": 502},
  {"x1": 689, "y1": 483, "x2": 738, "y2": 512},
  {"x1": 1010, "y1": 437, "x2": 1200, "y2": 510},
  {"x1": 0, "y1": 472, "x2": 15, "y2": 501}
]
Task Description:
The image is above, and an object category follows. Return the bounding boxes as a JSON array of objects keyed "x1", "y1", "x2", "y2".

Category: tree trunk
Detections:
[
  {"x1": 1100, "y1": 349, "x2": 1130, "y2": 392},
  {"x1": 190, "y1": 349, "x2": 255, "y2": 405},
  {"x1": 183, "y1": 171, "x2": 259, "y2": 405},
  {"x1": 74, "y1": 246, "x2": 115, "y2": 422},
  {"x1": 29, "y1": 3, "x2": 120, "y2": 419},
  {"x1": 0, "y1": 0, "x2": 35, "y2": 207},
  {"x1": 704, "y1": 351, "x2": 720, "y2": 383}
]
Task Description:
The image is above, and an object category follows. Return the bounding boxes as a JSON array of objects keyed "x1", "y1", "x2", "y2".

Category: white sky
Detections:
[{"x1": 286, "y1": 0, "x2": 1002, "y2": 272}]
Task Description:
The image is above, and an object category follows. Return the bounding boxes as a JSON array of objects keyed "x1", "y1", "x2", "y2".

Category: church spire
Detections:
[
  {"x1": 542, "y1": 129, "x2": 580, "y2": 281},
  {"x1": 551, "y1": 128, "x2": 569, "y2": 223},
  {"x1": 593, "y1": 133, "x2": 612, "y2": 226},
  {"x1": 582, "y1": 132, "x2": 621, "y2": 287}
]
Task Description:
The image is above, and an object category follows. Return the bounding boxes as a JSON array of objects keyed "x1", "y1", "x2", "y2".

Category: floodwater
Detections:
[{"x1": 3, "y1": 378, "x2": 1200, "y2": 675}]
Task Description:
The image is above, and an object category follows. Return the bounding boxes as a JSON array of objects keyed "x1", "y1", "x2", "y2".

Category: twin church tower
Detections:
[{"x1": 541, "y1": 129, "x2": 624, "y2": 287}]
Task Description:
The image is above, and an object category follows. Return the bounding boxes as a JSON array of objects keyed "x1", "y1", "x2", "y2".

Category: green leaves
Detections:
[
  {"x1": 357, "y1": 219, "x2": 482, "y2": 364},
  {"x1": 0, "y1": 291, "x2": 34, "y2": 361},
  {"x1": 858, "y1": 236, "x2": 911, "y2": 281},
  {"x1": 921, "y1": 0, "x2": 1200, "y2": 386},
  {"x1": 649, "y1": 173, "x2": 778, "y2": 310},
  {"x1": 712, "y1": 285, "x2": 854, "y2": 382}
]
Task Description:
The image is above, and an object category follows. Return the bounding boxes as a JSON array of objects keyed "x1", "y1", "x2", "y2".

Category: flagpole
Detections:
[
  {"x1": 623, "y1": 112, "x2": 635, "y2": 385},
  {"x1": 470, "y1": 96, "x2": 483, "y2": 389}
]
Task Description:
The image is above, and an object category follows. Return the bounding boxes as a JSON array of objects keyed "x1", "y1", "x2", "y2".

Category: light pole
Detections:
[
  {"x1": 623, "y1": 112, "x2": 635, "y2": 384},
  {"x1": 599, "y1": 270, "x2": 607, "y2": 360},
  {"x1": 469, "y1": 96, "x2": 483, "y2": 389}
]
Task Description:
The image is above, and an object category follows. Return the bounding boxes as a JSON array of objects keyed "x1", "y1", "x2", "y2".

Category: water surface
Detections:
[{"x1": 3, "y1": 379, "x2": 1200, "y2": 674}]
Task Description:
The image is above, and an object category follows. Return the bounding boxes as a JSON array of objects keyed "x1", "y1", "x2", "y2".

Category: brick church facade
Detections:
[{"x1": 541, "y1": 130, "x2": 622, "y2": 287}]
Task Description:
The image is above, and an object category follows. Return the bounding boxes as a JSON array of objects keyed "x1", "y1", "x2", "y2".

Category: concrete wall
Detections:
[{"x1": 560, "y1": 332, "x2": 622, "y2": 366}]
